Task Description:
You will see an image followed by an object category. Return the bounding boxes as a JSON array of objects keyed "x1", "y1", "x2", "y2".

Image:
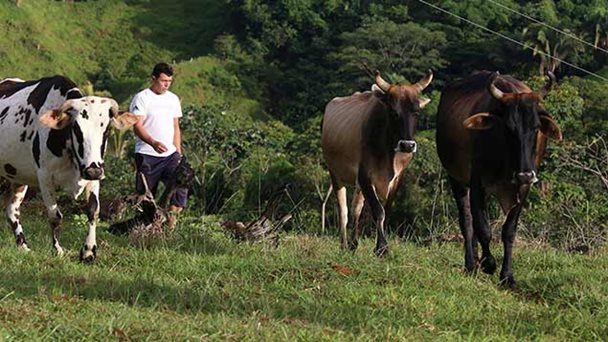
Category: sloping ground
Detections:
[
  {"x1": 0, "y1": 0, "x2": 235, "y2": 106},
  {"x1": 0, "y1": 1, "x2": 158, "y2": 85},
  {"x1": 0, "y1": 211, "x2": 606, "y2": 340}
]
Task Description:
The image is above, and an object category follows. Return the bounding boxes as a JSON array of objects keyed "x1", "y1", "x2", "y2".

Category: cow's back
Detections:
[
  {"x1": 436, "y1": 71, "x2": 531, "y2": 184},
  {"x1": 0, "y1": 76, "x2": 80, "y2": 185},
  {"x1": 322, "y1": 91, "x2": 376, "y2": 185}
]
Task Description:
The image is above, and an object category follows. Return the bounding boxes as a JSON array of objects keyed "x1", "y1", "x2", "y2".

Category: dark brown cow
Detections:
[
  {"x1": 436, "y1": 71, "x2": 562, "y2": 287},
  {"x1": 322, "y1": 70, "x2": 433, "y2": 256}
]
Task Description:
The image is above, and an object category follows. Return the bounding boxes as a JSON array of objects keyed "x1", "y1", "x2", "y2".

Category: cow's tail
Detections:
[{"x1": 321, "y1": 183, "x2": 333, "y2": 235}]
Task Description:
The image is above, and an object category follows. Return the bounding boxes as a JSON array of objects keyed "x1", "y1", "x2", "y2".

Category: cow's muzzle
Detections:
[
  {"x1": 83, "y1": 166, "x2": 104, "y2": 180},
  {"x1": 395, "y1": 140, "x2": 417, "y2": 153},
  {"x1": 514, "y1": 170, "x2": 538, "y2": 185}
]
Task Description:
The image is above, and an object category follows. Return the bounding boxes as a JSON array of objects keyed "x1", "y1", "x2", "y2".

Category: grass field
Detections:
[{"x1": 0, "y1": 209, "x2": 607, "y2": 340}]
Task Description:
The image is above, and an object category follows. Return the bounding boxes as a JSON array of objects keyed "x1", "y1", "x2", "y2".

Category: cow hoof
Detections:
[
  {"x1": 480, "y1": 256, "x2": 497, "y2": 274},
  {"x1": 55, "y1": 246, "x2": 65, "y2": 257},
  {"x1": 348, "y1": 240, "x2": 358, "y2": 251},
  {"x1": 79, "y1": 245, "x2": 97, "y2": 263},
  {"x1": 374, "y1": 245, "x2": 389, "y2": 258},
  {"x1": 464, "y1": 260, "x2": 476, "y2": 274},
  {"x1": 18, "y1": 244, "x2": 31, "y2": 252},
  {"x1": 499, "y1": 274, "x2": 517, "y2": 289}
]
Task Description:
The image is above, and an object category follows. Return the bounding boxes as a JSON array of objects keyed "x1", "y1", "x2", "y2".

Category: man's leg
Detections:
[
  {"x1": 167, "y1": 186, "x2": 188, "y2": 229},
  {"x1": 135, "y1": 153, "x2": 163, "y2": 196},
  {"x1": 160, "y1": 153, "x2": 188, "y2": 229},
  {"x1": 166, "y1": 205, "x2": 182, "y2": 230}
]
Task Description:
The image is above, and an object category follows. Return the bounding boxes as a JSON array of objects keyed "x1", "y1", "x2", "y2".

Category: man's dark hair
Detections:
[{"x1": 152, "y1": 62, "x2": 174, "y2": 78}]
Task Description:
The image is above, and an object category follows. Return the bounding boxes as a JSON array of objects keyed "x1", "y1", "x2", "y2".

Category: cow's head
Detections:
[
  {"x1": 373, "y1": 70, "x2": 433, "y2": 153},
  {"x1": 39, "y1": 96, "x2": 138, "y2": 180},
  {"x1": 463, "y1": 72, "x2": 562, "y2": 185}
]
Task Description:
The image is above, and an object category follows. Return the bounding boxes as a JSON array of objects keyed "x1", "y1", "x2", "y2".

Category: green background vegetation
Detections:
[{"x1": 0, "y1": 0, "x2": 607, "y2": 339}]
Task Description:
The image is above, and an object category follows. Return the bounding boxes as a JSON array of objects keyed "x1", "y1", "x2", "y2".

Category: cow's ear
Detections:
[
  {"x1": 39, "y1": 109, "x2": 72, "y2": 130},
  {"x1": 463, "y1": 112, "x2": 497, "y2": 130},
  {"x1": 111, "y1": 111, "x2": 139, "y2": 130},
  {"x1": 418, "y1": 97, "x2": 431, "y2": 109},
  {"x1": 539, "y1": 114, "x2": 562, "y2": 141}
]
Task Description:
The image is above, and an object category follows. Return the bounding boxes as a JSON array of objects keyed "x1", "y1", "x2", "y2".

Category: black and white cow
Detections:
[{"x1": 0, "y1": 76, "x2": 137, "y2": 261}]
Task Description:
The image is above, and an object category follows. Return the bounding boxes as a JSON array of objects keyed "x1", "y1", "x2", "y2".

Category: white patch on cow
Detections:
[
  {"x1": 83, "y1": 180, "x2": 99, "y2": 258},
  {"x1": 0, "y1": 77, "x2": 25, "y2": 83},
  {"x1": 68, "y1": 97, "x2": 113, "y2": 174},
  {"x1": 5, "y1": 184, "x2": 29, "y2": 250},
  {"x1": 0, "y1": 82, "x2": 41, "y2": 184}
]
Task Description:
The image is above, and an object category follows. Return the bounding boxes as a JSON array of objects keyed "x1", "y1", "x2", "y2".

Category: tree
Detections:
[
  {"x1": 331, "y1": 17, "x2": 447, "y2": 89},
  {"x1": 523, "y1": 24, "x2": 585, "y2": 75}
]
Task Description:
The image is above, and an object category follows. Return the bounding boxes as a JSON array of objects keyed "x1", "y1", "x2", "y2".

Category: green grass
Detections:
[
  {"x1": 0, "y1": 207, "x2": 607, "y2": 340},
  {"x1": 0, "y1": 0, "x2": 237, "y2": 105}
]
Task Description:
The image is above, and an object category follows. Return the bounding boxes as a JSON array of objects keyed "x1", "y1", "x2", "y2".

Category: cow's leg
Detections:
[
  {"x1": 384, "y1": 171, "x2": 404, "y2": 219},
  {"x1": 469, "y1": 175, "x2": 496, "y2": 275},
  {"x1": 500, "y1": 203, "x2": 523, "y2": 288},
  {"x1": 80, "y1": 180, "x2": 99, "y2": 262},
  {"x1": 6, "y1": 184, "x2": 30, "y2": 251},
  {"x1": 358, "y1": 171, "x2": 387, "y2": 257},
  {"x1": 330, "y1": 175, "x2": 348, "y2": 250},
  {"x1": 349, "y1": 187, "x2": 365, "y2": 251},
  {"x1": 39, "y1": 184, "x2": 64, "y2": 256},
  {"x1": 448, "y1": 176, "x2": 477, "y2": 273}
]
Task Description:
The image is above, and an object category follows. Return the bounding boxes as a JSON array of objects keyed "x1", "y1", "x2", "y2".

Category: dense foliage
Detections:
[{"x1": 0, "y1": 0, "x2": 606, "y2": 250}]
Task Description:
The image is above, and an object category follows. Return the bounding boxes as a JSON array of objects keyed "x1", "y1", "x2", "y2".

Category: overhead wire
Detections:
[
  {"x1": 487, "y1": 0, "x2": 608, "y2": 55},
  {"x1": 416, "y1": 0, "x2": 608, "y2": 81}
]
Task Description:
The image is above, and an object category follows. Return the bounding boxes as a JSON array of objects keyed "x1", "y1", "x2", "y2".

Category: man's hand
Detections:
[{"x1": 151, "y1": 140, "x2": 168, "y2": 153}]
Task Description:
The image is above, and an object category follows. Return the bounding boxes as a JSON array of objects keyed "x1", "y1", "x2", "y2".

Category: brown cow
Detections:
[
  {"x1": 322, "y1": 70, "x2": 433, "y2": 256},
  {"x1": 436, "y1": 71, "x2": 562, "y2": 287}
]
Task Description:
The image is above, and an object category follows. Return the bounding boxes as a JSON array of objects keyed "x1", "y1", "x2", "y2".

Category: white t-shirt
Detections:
[{"x1": 129, "y1": 88, "x2": 183, "y2": 157}]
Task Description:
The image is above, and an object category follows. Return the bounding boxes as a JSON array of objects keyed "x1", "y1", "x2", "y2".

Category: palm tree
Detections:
[{"x1": 523, "y1": 24, "x2": 585, "y2": 75}]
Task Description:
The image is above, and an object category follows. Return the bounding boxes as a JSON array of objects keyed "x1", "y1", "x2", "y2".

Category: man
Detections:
[{"x1": 129, "y1": 62, "x2": 187, "y2": 229}]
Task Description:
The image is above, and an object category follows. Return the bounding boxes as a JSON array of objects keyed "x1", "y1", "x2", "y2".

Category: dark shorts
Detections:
[{"x1": 135, "y1": 152, "x2": 188, "y2": 208}]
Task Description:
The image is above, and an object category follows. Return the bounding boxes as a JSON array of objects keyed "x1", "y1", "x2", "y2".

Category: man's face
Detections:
[{"x1": 151, "y1": 72, "x2": 173, "y2": 94}]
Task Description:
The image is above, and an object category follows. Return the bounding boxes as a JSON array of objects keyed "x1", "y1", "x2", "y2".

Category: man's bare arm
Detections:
[{"x1": 173, "y1": 117, "x2": 182, "y2": 155}]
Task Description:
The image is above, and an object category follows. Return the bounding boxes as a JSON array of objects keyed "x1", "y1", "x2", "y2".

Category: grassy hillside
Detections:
[
  {"x1": 0, "y1": 210, "x2": 607, "y2": 340},
  {"x1": 0, "y1": 1, "x2": 155, "y2": 85},
  {"x1": 0, "y1": 0, "x2": 236, "y2": 106}
]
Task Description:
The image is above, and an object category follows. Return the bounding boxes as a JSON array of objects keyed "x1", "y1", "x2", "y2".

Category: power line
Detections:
[
  {"x1": 417, "y1": 0, "x2": 608, "y2": 82},
  {"x1": 487, "y1": 0, "x2": 608, "y2": 55}
]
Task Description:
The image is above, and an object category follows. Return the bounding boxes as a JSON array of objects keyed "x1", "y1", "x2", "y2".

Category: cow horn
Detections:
[
  {"x1": 109, "y1": 99, "x2": 120, "y2": 118},
  {"x1": 375, "y1": 70, "x2": 391, "y2": 92},
  {"x1": 539, "y1": 71, "x2": 556, "y2": 98},
  {"x1": 488, "y1": 73, "x2": 505, "y2": 101},
  {"x1": 415, "y1": 69, "x2": 433, "y2": 92}
]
